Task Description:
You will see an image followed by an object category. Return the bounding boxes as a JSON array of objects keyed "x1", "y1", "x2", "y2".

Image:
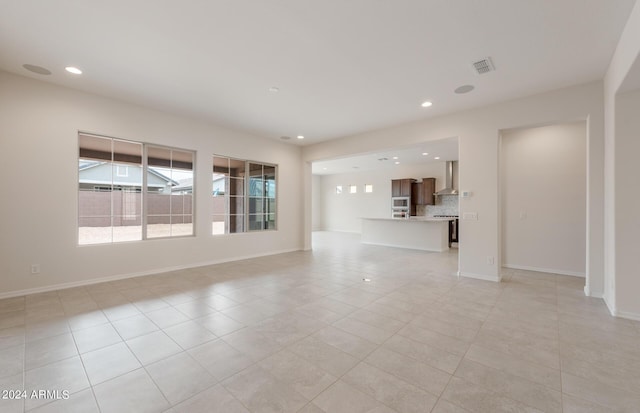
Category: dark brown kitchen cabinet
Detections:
[
  {"x1": 411, "y1": 182, "x2": 422, "y2": 205},
  {"x1": 391, "y1": 179, "x2": 414, "y2": 197},
  {"x1": 421, "y1": 178, "x2": 436, "y2": 205},
  {"x1": 412, "y1": 178, "x2": 436, "y2": 205}
]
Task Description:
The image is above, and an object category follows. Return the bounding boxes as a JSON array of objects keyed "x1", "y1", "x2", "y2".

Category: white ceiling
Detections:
[{"x1": 0, "y1": 1, "x2": 635, "y2": 145}]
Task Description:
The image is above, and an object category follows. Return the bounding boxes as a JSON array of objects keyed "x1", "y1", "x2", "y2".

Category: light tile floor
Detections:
[{"x1": 1, "y1": 232, "x2": 639, "y2": 412}]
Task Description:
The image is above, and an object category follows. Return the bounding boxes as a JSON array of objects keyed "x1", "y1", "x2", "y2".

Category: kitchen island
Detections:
[{"x1": 361, "y1": 217, "x2": 453, "y2": 252}]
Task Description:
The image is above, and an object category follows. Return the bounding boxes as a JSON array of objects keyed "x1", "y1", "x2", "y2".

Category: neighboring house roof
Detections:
[
  {"x1": 172, "y1": 178, "x2": 193, "y2": 192},
  {"x1": 78, "y1": 162, "x2": 179, "y2": 187}
]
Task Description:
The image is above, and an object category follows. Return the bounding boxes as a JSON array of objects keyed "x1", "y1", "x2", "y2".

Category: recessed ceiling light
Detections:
[
  {"x1": 395, "y1": 161, "x2": 400, "y2": 165},
  {"x1": 422, "y1": 152, "x2": 429, "y2": 156},
  {"x1": 323, "y1": 167, "x2": 327, "y2": 170},
  {"x1": 455, "y1": 85, "x2": 475, "y2": 94},
  {"x1": 392, "y1": 156, "x2": 398, "y2": 160},
  {"x1": 363, "y1": 278, "x2": 371, "y2": 282},
  {"x1": 297, "y1": 135, "x2": 304, "y2": 140},
  {"x1": 434, "y1": 156, "x2": 440, "y2": 160},
  {"x1": 65, "y1": 66, "x2": 82, "y2": 75},
  {"x1": 23, "y1": 64, "x2": 51, "y2": 75},
  {"x1": 421, "y1": 101, "x2": 433, "y2": 108},
  {"x1": 269, "y1": 86, "x2": 280, "y2": 92}
]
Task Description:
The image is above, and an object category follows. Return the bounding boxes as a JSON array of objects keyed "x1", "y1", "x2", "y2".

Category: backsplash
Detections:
[{"x1": 425, "y1": 195, "x2": 459, "y2": 216}]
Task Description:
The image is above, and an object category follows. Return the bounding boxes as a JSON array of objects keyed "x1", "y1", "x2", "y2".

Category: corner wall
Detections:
[
  {"x1": 312, "y1": 174, "x2": 323, "y2": 231},
  {"x1": 613, "y1": 89, "x2": 640, "y2": 319},
  {"x1": 603, "y1": 0, "x2": 640, "y2": 318},
  {"x1": 0, "y1": 71, "x2": 305, "y2": 297},
  {"x1": 303, "y1": 82, "x2": 604, "y2": 288}
]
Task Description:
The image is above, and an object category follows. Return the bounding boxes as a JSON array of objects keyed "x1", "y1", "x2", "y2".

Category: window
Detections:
[
  {"x1": 212, "y1": 156, "x2": 277, "y2": 234},
  {"x1": 147, "y1": 146, "x2": 194, "y2": 238},
  {"x1": 365, "y1": 184, "x2": 373, "y2": 193},
  {"x1": 349, "y1": 185, "x2": 357, "y2": 194},
  {"x1": 336, "y1": 185, "x2": 343, "y2": 194},
  {"x1": 78, "y1": 133, "x2": 195, "y2": 244},
  {"x1": 249, "y1": 162, "x2": 276, "y2": 231},
  {"x1": 213, "y1": 156, "x2": 245, "y2": 234},
  {"x1": 79, "y1": 134, "x2": 143, "y2": 244}
]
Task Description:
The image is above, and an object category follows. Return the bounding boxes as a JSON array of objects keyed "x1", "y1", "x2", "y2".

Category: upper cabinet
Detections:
[
  {"x1": 422, "y1": 178, "x2": 436, "y2": 205},
  {"x1": 412, "y1": 178, "x2": 436, "y2": 205},
  {"x1": 391, "y1": 178, "x2": 414, "y2": 197}
]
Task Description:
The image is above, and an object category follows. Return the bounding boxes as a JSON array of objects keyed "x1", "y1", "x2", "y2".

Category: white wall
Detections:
[
  {"x1": 303, "y1": 81, "x2": 603, "y2": 286},
  {"x1": 501, "y1": 122, "x2": 586, "y2": 276},
  {"x1": 603, "y1": 0, "x2": 640, "y2": 319},
  {"x1": 311, "y1": 174, "x2": 322, "y2": 230},
  {"x1": 316, "y1": 162, "x2": 447, "y2": 233},
  {"x1": 0, "y1": 71, "x2": 304, "y2": 297},
  {"x1": 613, "y1": 89, "x2": 640, "y2": 318}
]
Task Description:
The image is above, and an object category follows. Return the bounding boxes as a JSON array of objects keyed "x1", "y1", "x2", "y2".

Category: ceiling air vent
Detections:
[{"x1": 472, "y1": 57, "x2": 495, "y2": 74}]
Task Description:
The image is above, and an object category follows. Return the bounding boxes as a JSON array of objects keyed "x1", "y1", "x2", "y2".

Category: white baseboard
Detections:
[
  {"x1": 615, "y1": 309, "x2": 640, "y2": 322},
  {"x1": 583, "y1": 286, "x2": 604, "y2": 298},
  {"x1": 459, "y1": 271, "x2": 502, "y2": 283},
  {"x1": 603, "y1": 294, "x2": 616, "y2": 317},
  {"x1": 503, "y1": 264, "x2": 585, "y2": 277},
  {"x1": 0, "y1": 248, "x2": 301, "y2": 300},
  {"x1": 323, "y1": 229, "x2": 361, "y2": 234},
  {"x1": 602, "y1": 295, "x2": 640, "y2": 321}
]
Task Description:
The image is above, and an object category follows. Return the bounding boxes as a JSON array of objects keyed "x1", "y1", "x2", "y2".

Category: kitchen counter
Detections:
[
  {"x1": 364, "y1": 217, "x2": 455, "y2": 222},
  {"x1": 361, "y1": 217, "x2": 451, "y2": 251}
]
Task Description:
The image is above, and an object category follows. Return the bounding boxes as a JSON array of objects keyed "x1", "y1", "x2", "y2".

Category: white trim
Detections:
[
  {"x1": 584, "y1": 286, "x2": 604, "y2": 298},
  {"x1": 615, "y1": 310, "x2": 640, "y2": 322},
  {"x1": 0, "y1": 248, "x2": 300, "y2": 300},
  {"x1": 323, "y1": 228, "x2": 361, "y2": 234},
  {"x1": 604, "y1": 295, "x2": 617, "y2": 317},
  {"x1": 459, "y1": 271, "x2": 502, "y2": 282},
  {"x1": 601, "y1": 297, "x2": 640, "y2": 322},
  {"x1": 503, "y1": 264, "x2": 585, "y2": 277}
]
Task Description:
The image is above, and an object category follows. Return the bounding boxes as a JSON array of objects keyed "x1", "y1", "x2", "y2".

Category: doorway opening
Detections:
[{"x1": 309, "y1": 138, "x2": 460, "y2": 275}]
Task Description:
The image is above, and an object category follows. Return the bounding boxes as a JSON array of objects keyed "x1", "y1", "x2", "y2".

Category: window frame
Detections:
[
  {"x1": 78, "y1": 132, "x2": 196, "y2": 245},
  {"x1": 212, "y1": 155, "x2": 278, "y2": 236},
  {"x1": 145, "y1": 144, "x2": 196, "y2": 240}
]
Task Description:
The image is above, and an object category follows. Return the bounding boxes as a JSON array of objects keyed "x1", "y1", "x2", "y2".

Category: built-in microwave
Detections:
[{"x1": 391, "y1": 197, "x2": 410, "y2": 209}]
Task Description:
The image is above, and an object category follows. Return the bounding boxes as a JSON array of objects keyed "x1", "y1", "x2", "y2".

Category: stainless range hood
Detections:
[{"x1": 435, "y1": 161, "x2": 458, "y2": 196}]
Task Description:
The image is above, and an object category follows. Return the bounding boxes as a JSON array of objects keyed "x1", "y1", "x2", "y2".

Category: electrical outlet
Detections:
[
  {"x1": 31, "y1": 264, "x2": 41, "y2": 274},
  {"x1": 486, "y1": 256, "x2": 495, "y2": 265},
  {"x1": 519, "y1": 210, "x2": 527, "y2": 220}
]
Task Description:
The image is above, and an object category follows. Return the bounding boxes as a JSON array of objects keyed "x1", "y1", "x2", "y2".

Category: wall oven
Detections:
[
  {"x1": 391, "y1": 210, "x2": 410, "y2": 219},
  {"x1": 391, "y1": 197, "x2": 410, "y2": 219}
]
